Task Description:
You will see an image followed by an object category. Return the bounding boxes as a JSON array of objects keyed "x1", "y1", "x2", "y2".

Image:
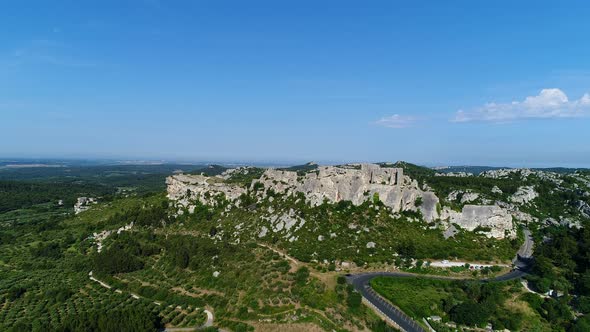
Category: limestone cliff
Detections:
[
  {"x1": 166, "y1": 173, "x2": 246, "y2": 207},
  {"x1": 166, "y1": 163, "x2": 519, "y2": 239},
  {"x1": 252, "y1": 164, "x2": 440, "y2": 221},
  {"x1": 440, "y1": 205, "x2": 515, "y2": 239}
]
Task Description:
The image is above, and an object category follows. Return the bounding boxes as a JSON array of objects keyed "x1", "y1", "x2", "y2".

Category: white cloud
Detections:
[
  {"x1": 375, "y1": 114, "x2": 415, "y2": 128},
  {"x1": 453, "y1": 88, "x2": 590, "y2": 123}
]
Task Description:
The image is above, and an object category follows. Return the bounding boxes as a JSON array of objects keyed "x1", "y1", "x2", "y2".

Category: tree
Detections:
[
  {"x1": 574, "y1": 296, "x2": 590, "y2": 314},
  {"x1": 450, "y1": 301, "x2": 490, "y2": 326},
  {"x1": 571, "y1": 315, "x2": 590, "y2": 332},
  {"x1": 7, "y1": 286, "x2": 26, "y2": 301},
  {"x1": 578, "y1": 270, "x2": 590, "y2": 295},
  {"x1": 93, "y1": 246, "x2": 144, "y2": 274},
  {"x1": 294, "y1": 267, "x2": 310, "y2": 285},
  {"x1": 347, "y1": 291, "x2": 362, "y2": 310}
]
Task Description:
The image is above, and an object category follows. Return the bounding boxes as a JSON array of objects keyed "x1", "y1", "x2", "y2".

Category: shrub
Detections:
[
  {"x1": 449, "y1": 301, "x2": 490, "y2": 326},
  {"x1": 347, "y1": 291, "x2": 362, "y2": 310}
]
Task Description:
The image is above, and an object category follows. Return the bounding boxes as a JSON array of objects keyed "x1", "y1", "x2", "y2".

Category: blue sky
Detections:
[{"x1": 2, "y1": 1, "x2": 590, "y2": 167}]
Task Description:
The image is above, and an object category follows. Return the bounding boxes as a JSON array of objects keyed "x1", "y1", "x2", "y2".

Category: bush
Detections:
[
  {"x1": 93, "y1": 246, "x2": 144, "y2": 274},
  {"x1": 571, "y1": 315, "x2": 590, "y2": 332},
  {"x1": 294, "y1": 267, "x2": 310, "y2": 285},
  {"x1": 7, "y1": 286, "x2": 26, "y2": 301},
  {"x1": 59, "y1": 307, "x2": 161, "y2": 331},
  {"x1": 347, "y1": 291, "x2": 362, "y2": 310},
  {"x1": 574, "y1": 296, "x2": 590, "y2": 314},
  {"x1": 30, "y1": 242, "x2": 62, "y2": 259},
  {"x1": 449, "y1": 301, "x2": 490, "y2": 326}
]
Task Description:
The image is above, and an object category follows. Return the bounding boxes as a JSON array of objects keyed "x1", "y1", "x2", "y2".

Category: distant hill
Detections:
[
  {"x1": 278, "y1": 162, "x2": 319, "y2": 174},
  {"x1": 433, "y1": 166, "x2": 506, "y2": 175},
  {"x1": 433, "y1": 165, "x2": 589, "y2": 175}
]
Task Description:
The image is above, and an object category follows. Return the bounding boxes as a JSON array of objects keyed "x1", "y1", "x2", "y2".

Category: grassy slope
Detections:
[
  {"x1": 370, "y1": 277, "x2": 552, "y2": 331},
  {"x1": 174, "y1": 193, "x2": 519, "y2": 265}
]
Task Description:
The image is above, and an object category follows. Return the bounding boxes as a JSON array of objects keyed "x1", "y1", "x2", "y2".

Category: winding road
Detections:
[{"x1": 346, "y1": 228, "x2": 534, "y2": 332}]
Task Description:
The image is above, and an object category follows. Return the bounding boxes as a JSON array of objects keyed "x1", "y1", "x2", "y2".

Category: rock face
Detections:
[
  {"x1": 166, "y1": 174, "x2": 246, "y2": 207},
  {"x1": 510, "y1": 186, "x2": 538, "y2": 204},
  {"x1": 576, "y1": 200, "x2": 590, "y2": 218},
  {"x1": 166, "y1": 163, "x2": 519, "y2": 239},
  {"x1": 253, "y1": 164, "x2": 440, "y2": 221},
  {"x1": 441, "y1": 205, "x2": 514, "y2": 239},
  {"x1": 447, "y1": 190, "x2": 479, "y2": 204},
  {"x1": 491, "y1": 186, "x2": 503, "y2": 194}
]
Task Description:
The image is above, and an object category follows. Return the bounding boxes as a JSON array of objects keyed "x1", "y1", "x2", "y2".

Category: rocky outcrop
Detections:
[
  {"x1": 496, "y1": 201, "x2": 537, "y2": 223},
  {"x1": 166, "y1": 164, "x2": 521, "y2": 238},
  {"x1": 482, "y1": 168, "x2": 563, "y2": 186},
  {"x1": 441, "y1": 205, "x2": 515, "y2": 239},
  {"x1": 481, "y1": 168, "x2": 535, "y2": 179},
  {"x1": 167, "y1": 164, "x2": 439, "y2": 220},
  {"x1": 576, "y1": 200, "x2": 590, "y2": 218},
  {"x1": 435, "y1": 172, "x2": 473, "y2": 177},
  {"x1": 544, "y1": 217, "x2": 582, "y2": 229},
  {"x1": 74, "y1": 197, "x2": 96, "y2": 214},
  {"x1": 510, "y1": 186, "x2": 538, "y2": 204},
  {"x1": 219, "y1": 166, "x2": 258, "y2": 180},
  {"x1": 253, "y1": 164, "x2": 440, "y2": 221},
  {"x1": 91, "y1": 222, "x2": 133, "y2": 253},
  {"x1": 447, "y1": 190, "x2": 479, "y2": 204},
  {"x1": 166, "y1": 174, "x2": 246, "y2": 207}
]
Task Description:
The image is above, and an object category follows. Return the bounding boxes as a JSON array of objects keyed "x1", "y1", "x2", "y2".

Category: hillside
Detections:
[{"x1": 1, "y1": 162, "x2": 590, "y2": 331}]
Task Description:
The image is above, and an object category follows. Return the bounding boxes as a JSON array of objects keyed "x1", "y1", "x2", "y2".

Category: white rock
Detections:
[
  {"x1": 441, "y1": 205, "x2": 515, "y2": 239},
  {"x1": 461, "y1": 192, "x2": 479, "y2": 204},
  {"x1": 167, "y1": 164, "x2": 443, "y2": 221},
  {"x1": 251, "y1": 164, "x2": 440, "y2": 221},
  {"x1": 74, "y1": 197, "x2": 96, "y2": 214},
  {"x1": 510, "y1": 186, "x2": 538, "y2": 204},
  {"x1": 435, "y1": 172, "x2": 473, "y2": 177},
  {"x1": 166, "y1": 174, "x2": 246, "y2": 206},
  {"x1": 258, "y1": 226, "x2": 268, "y2": 238},
  {"x1": 447, "y1": 190, "x2": 462, "y2": 201},
  {"x1": 447, "y1": 190, "x2": 479, "y2": 203}
]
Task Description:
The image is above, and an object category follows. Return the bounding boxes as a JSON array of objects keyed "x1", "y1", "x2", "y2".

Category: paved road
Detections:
[
  {"x1": 347, "y1": 228, "x2": 534, "y2": 332},
  {"x1": 515, "y1": 228, "x2": 534, "y2": 266}
]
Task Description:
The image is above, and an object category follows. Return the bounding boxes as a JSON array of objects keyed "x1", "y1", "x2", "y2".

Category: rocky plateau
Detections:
[{"x1": 166, "y1": 163, "x2": 529, "y2": 239}]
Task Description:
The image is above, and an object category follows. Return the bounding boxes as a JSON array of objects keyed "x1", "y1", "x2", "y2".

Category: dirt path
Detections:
[
  {"x1": 88, "y1": 271, "x2": 215, "y2": 331},
  {"x1": 259, "y1": 243, "x2": 299, "y2": 267}
]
